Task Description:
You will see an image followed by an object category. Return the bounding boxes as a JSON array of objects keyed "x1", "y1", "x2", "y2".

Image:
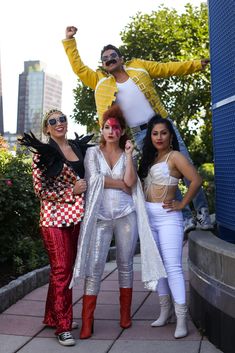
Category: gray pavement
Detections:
[{"x1": 0, "y1": 242, "x2": 222, "y2": 353}]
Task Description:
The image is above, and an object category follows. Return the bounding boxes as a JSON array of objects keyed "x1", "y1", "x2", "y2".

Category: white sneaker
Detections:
[
  {"x1": 57, "y1": 331, "x2": 75, "y2": 346},
  {"x1": 197, "y1": 207, "x2": 214, "y2": 230},
  {"x1": 184, "y1": 218, "x2": 196, "y2": 234}
]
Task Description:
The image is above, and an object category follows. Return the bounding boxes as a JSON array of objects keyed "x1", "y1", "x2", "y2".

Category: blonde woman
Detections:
[{"x1": 19, "y1": 109, "x2": 92, "y2": 346}]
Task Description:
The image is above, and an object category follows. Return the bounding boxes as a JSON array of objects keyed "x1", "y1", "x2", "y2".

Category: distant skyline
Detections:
[{"x1": 0, "y1": 0, "x2": 205, "y2": 138}]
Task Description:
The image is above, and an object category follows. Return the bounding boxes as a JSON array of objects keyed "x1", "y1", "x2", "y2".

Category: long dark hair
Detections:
[
  {"x1": 138, "y1": 115, "x2": 179, "y2": 180},
  {"x1": 100, "y1": 105, "x2": 129, "y2": 150}
]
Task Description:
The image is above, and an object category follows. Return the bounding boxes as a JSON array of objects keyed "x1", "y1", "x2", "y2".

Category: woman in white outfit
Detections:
[{"x1": 138, "y1": 115, "x2": 202, "y2": 338}]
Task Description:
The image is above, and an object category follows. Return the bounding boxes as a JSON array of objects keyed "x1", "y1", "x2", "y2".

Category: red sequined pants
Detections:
[{"x1": 40, "y1": 224, "x2": 80, "y2": 335}]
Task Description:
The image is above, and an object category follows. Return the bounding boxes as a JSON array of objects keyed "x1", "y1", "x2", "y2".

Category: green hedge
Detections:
[{"x1": 0, "y1": 148, "x2": 48, "y2": 275}]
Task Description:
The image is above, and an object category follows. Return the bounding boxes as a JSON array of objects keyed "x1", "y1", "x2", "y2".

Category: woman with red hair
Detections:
[{"x1": 70, "y1": 105, "x2": 166, "y2": 339}]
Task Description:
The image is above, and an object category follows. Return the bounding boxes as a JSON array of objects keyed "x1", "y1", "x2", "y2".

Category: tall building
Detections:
[
  {"x1": 0, "y1": 56, "x2": 4, "y2": 135},
  {"x1": 17, "y1": 61, "x2": 62, "y2": 138}
]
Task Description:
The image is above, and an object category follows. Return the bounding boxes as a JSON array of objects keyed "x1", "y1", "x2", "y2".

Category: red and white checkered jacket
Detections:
[{"x1": 32, "y1": 155, "x2": 84, "y2": 228}]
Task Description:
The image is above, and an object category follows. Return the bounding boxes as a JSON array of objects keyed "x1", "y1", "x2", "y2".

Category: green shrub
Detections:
[
  {"x1": 13, "y1": 237, "x2": 48, "y2": 275},
  {"x1": 0, "y1": 148, "x2": 48, "y2": 274}
]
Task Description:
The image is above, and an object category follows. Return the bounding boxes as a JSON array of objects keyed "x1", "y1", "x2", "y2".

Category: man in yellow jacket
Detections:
[{"x1": 62, "y1": 25, "x2": 213, "y2": 233}]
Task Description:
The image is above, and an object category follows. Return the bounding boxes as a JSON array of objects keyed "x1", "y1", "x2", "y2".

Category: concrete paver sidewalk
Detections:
[{"x1": 0, "y1": 243, "x2": 222, "y2": 353}]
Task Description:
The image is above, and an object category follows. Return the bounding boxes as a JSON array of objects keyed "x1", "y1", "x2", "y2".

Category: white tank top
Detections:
[{"x1": 116, "y1": 78, "x2": 155, "y2": 127}]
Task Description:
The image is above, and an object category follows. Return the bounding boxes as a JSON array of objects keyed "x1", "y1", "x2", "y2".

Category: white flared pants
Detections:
[{"x1": 146, "y1": 202, "x2": 186, "y2": 304}]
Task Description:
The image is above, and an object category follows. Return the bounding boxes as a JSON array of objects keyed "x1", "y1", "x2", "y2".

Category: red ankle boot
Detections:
[
  {"x1": 80, "y1": 295, "x2": 97, "y2": 339},
  {"x1": 119, "y1": 288, "x2": 132, "y2": 328}
]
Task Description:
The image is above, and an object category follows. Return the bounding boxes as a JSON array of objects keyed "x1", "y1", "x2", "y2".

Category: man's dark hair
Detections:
[{"x1": 100, "y1": 44, "x2": 123, "y2": 60}]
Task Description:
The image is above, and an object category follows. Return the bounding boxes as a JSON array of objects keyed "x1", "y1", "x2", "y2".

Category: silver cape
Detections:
[{"x1": 70, "y1": 146, "x2": 166, "y2": 291}]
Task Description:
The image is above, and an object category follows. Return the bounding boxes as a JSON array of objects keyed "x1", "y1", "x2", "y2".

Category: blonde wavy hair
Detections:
[{"x1": 42, "y1": 109, "x2": 64, "y2": 136}]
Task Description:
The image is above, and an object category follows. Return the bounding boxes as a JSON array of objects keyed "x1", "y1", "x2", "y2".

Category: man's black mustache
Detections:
[{"x1": 106, "y1": 59, "x2": 117, "y2": 66}]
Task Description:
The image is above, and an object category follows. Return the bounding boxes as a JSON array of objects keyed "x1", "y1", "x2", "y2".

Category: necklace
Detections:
[{"x1": 145, "y1": 151, "x2": 172, "y2": 201}]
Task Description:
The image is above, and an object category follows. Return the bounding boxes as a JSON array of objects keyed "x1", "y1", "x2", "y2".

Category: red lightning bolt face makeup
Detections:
[
  {"x1": 106, "y1": 118, "x2": 122, "y2": 137},
  {"x1": 102, "y1": 118, "x2": 123, "y2": 143}
]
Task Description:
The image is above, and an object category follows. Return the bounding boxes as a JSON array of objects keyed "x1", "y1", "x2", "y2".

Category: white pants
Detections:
[{"x1": 146, "y1": 202, "x2": 185, "y2": 304}]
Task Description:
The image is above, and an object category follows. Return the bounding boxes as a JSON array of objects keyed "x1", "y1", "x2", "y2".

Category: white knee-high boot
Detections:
[
  {"x1": 151, "y1": 295, "x2": 175, "y2": 327},
  {"x1": 174, "y1": 302, "x2": 188, "y2": 338}
]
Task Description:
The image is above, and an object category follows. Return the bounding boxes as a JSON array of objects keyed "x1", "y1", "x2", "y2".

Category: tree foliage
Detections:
[
  {"x1": 72, "y1": 3, "x2": 212, "y2": 164},
  {"x1": 73, "y1": 83, "x2": 98, "y2": 133}
]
